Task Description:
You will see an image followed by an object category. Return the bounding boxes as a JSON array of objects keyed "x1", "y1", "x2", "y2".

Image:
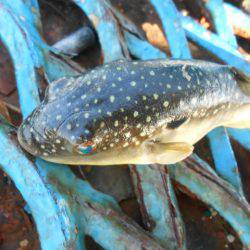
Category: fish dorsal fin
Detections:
[{"x1": 231, "y1": 68, "x2": 250, "y2": 96}]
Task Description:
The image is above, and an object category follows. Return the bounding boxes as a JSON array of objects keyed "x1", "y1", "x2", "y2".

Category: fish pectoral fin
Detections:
[{"x1": 146, "y1": 141, "x2": 194, "y2": 164}]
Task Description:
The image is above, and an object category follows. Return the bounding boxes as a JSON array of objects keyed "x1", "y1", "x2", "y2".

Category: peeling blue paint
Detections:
[
  {"x1": 205, "y1": 0, "x2": 237, "y2": 47},
  {"x1": 207, "y1": 127, "x2": 243, "y2": 193},
  {"x1": 74, "y1": 0, "x2": 126, "y2": 63},
  {"x1": 171, "y1": 155, "x2": 250, "y2": 246},
  {"x1": 181, "y1": 15, "x2": 250, "y2": 74},
  {"x1": 149, "y1": 0, "x2": 192, "y2": 59},
  {"x1": 124, "y1": 31, "x2": 167, "y2": 60},
  {"x1": 224, "y1": 3, "x2": 250, "y2": 38}
]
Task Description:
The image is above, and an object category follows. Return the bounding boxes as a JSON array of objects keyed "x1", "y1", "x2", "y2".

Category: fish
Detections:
[{"x1": 17, "y1": 59, "x2": 250, "y2": 165}]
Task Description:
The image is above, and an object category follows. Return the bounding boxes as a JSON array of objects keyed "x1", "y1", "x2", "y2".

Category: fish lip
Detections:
[
  {"x1": 17, "y1": 125, "x2": 34, "y2": 155},
  {"x1": 17, "y1": 122, "x2": 42, "y2": 156}
]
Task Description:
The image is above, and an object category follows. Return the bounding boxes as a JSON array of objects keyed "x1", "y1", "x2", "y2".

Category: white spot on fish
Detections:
[
  {"x1": 213, "y1": 109, "x2": 218, "y2": 114},
  {"x1": 142, "y1": 96, "x2": 147, "y2": 100},
  {"x1": 114, "y1": 120, "x2": 119, "y2": 127},
  {"x1": 100, "y1": 122, "x2": 105, "y2": 128},
  {"x1": 81, "y1": 95, "x2": 86, "y2": 100},
  {"x1": 153, "y1": 94, "x2": 159, "y2": 100},
  {"x1": 126, "y1": 96, "x2": 131, "y2": 101},
  {"x1": 125, "y1": 132, "x2": 131, "y2": 138},
  {"x1": 140, "y1": 131, "x2": 146, "y2": 137},
  {"x1": 150, "y1": 71, "x2": 155, "y2": 76},
  {"x1": 163, "y1": 101, "x2": 169, "y2": 108},
  {"x1": 56, "y1": 115, "x2": 62, "y2": 121},
  {"x1": 110, "y1": 95, "x2": 115, "y2": 103},
  {"x1": 193, "y1": 110, "x2": 199, "y2": 117},
  {"x1": 67, "y1": 124, "x2": 72, "y2": 130},
  {"x1": 84, "y1": 113, "x2": 89, "y2": 118},
  {"x1": 146, "y1": 116, "x2": 151, "y2": 122},
  {"x1": 56, "y1": 139, "x2": 61, "y2": 144},
  {"x1": 134, "y1": 111, "x2": 139, "y2": 117},
  {"x1": 167, "y1": 84, "x2": 171, "y2": 89},
  {"x1": 178, "y1": 86, "x2": 182, "y2": 90},
  {"x1": 130, "y1": 81, "x2": 136, "y2": 87}
]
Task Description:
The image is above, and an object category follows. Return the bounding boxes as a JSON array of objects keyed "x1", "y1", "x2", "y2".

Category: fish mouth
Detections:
[
  {"x1": 17, "y1": 121, "x2": 44, "y2": 156},
  {"x1": 17, "y1": 123, "x2": 36, "y2": 155}
]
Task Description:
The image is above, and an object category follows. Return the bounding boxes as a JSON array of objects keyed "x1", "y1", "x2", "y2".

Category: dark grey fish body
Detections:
[{"x1": 18, "y1": 59, "x2": 250, "y2": 165}]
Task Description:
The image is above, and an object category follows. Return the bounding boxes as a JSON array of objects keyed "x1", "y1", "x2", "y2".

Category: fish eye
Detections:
[{"x1": 77, "y1": 141, "x2": 96, "y2": 155}]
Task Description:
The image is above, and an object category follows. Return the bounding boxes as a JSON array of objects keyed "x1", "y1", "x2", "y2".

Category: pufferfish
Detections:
[{"x1": 17, "y1": 59, "x2": 250, "y2": 165}]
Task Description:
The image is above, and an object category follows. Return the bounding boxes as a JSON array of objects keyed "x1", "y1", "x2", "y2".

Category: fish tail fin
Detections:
[{"x1": 231, "y1": 68, "x2": 250, "y2": 95}]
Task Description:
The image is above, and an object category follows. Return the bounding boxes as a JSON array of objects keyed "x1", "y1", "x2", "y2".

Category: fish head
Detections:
[{"x1": 17, "y1": 74, "x2": 145, "y2": 165}]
